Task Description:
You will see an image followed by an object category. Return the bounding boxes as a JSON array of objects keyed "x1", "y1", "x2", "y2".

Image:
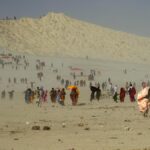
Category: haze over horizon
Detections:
[{"x1": 0, "y1": 0, "x2": 150, "y2": 38}]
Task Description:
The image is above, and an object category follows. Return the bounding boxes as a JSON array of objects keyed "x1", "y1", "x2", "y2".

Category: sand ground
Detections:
[{"x1": 0, "y1": 55, "x2": 150, "y2": 150}]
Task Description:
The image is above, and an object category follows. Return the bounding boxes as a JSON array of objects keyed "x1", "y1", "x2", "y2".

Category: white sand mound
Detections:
[{"x1": 0, "y1": 12, "x2": 150, "y2": 63}]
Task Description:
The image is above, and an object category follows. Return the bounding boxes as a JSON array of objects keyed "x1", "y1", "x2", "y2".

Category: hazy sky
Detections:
[{"x1": 0, "y1": 0, "x2": 150, "y2": 37}]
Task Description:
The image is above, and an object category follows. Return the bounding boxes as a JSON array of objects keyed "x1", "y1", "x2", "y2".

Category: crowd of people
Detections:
[
  {"x1": 24, "y1": 86, "x2": 79, "y2": 106},
  {"x1": 1, "y1": 53, "x2": 150, "y2": 117},
  {"x1": 89, "y1": 80, "x2": 150, "y2": 117},
  {"x1": 113, "y1": 83, "x2": 136, "y2": 103},
  {"x1": 89, "y1": 80, "x2": 137, "y2": 103}
]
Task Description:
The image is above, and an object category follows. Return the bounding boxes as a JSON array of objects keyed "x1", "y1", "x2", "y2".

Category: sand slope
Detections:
[{"x1": 0, "y1": 12, "x2": 150, "y2": 63}]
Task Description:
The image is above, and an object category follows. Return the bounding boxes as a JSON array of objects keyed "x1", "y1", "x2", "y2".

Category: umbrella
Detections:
[
  {"x1": 67, "y1": 85, "x2": 80, "y2": 95},
  {"x1": 67, "y1": 85, "x2": 77, "y2": 90}
]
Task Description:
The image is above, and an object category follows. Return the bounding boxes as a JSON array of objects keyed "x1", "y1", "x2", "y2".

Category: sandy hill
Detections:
[{"x1": 0, "y1": 12, "x2": 150, "y2": 63}]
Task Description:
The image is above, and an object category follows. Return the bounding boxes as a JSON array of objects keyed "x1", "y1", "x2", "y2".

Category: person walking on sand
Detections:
[
  {"x1": 96, "y1": 86, "x2": 101, "y2": 101},
  {"x1": 113, "y1": 85, "x2": 118, "y2": 103},
  {"x1": 90, "y1": 85, "x2": 97, "y2": 101},
  {"x1": 128, "y1": 84, "x2": 136, "y2": 102},
  {"x1": 43, "y1": 90, "x2": 48, "y2": 103},
  {"x1": 119, "y1": 87, "x2": 126, "y2": 102},
  {"x1": 38, "y1": 87, "x2": 44, "y2": 107},
  {"x1": 50, "y1": 88, "x2": 56, "y2": 103},
  {"x1": 56, "y1": 89, "x2": 61, "y2": 103},
  {"x1": 70, "y1": 88, "x2": 79, "y2": 106},
  {"x1": 60, "y1": 88, "x2": 66, "y2": 105}
]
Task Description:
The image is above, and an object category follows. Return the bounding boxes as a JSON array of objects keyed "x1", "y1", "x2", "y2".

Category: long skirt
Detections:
[{"x1": 70, "y1": 95, "x2": 78, "y2": 105}]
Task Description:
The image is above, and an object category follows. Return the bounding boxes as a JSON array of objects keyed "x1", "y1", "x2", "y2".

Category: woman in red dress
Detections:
[{"x1": 119, "y1": 87, "x2": 126, "y2": 102}]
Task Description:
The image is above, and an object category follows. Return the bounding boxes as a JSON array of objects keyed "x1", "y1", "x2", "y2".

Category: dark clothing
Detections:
[
  {"x1": 96, "y1": 88, "x2": 101, "y2": 100},
  {"x1": 113, "y1": 92, "x2": 118, "y2": 102}
]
